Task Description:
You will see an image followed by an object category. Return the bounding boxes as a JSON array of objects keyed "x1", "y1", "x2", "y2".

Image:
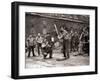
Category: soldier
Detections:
[
  {"x1": 77, "y1": 28, "x2": 89, "y2": 56},
  {"x1": 46, "y1": 33, "x2": 54, "y2": 58},
  {"x1": 27, "y1": 35, "x2": 36, "y2": 57},
  {"x1": 42, "y1": 33, "x2": 54, "y2": 59},
  {"x1": 72, "y1": 31, "x2": 79, "y2": 52},
  {"x1": 58, "y1": 27, "x2": 70, "y2": 59},
  {"x1": 69, "y1": 29, "x2": 74, "y2": 52},
  {"x1": 36, "y1": 33, "x2": 43, "y2": 55},
  {"x1": 82, "y1": 28, "x2": 89, "y2": 55}
]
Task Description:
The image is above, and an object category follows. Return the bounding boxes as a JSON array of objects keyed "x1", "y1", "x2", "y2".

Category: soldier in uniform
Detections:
[
  {"x1": 36, "y1": 33, "x2": 43, "y2": 55},
  {"x1": 41, "y1": 33, "x2": 54, "y2": 59},
  {"x1": 72, "y1": 31, "x2": 79, "y2": 52},
  {"x1": 77, "y1": 27, "x2": 89, "y2": 56},
  {"x1": 58, "y1": 27, "x2": 70, "y2": 59},
  {"x1": 27, "y1": 35, "x2": 36, "y2": 57},
  {"x1": 82, "y1": 28, "x2": 89, "y2": 55},
  {"x1": 46, "y1": 33, "x2": 54, "y2": 58},
  {"x1": 69, "y1": 29, "x2": 74, "y2": 52}
]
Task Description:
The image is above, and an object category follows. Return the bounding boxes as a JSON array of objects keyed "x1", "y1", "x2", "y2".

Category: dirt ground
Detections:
[{"x1": 25, "y1": 49, "x2": 89, "y2": 68}]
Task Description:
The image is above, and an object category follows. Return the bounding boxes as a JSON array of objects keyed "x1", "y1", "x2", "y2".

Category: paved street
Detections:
[{"x1": 25, "y1": 49, "x2": 89, "y2": 68}]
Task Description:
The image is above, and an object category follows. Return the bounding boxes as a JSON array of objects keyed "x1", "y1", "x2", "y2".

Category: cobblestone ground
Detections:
[{"x1": 25, "y1": 48, "x2": 89, "y2": 68}]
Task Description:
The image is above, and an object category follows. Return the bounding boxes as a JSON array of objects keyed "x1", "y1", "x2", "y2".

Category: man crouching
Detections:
[{"x1": 41, "y1": 37, "x2": 53, "y2": 59}]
